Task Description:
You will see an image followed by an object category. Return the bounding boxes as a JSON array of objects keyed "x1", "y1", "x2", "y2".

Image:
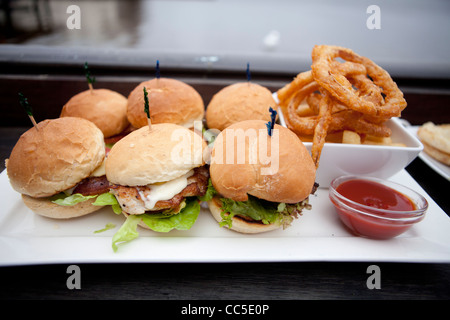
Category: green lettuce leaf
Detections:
[
  {"x1": 198, "y1": 179, "x2": 218, "y2": 202},
  {"x1": 51, "y1": 190, "x2": 124, "y2": 217},
  {"x1": 93, "y1": 192, "x2": 122, "y2": 214},
  {"x1": 50, "y1": 191, "x2": 122, "y2": 215},
  {"x1": 111, "y1": 197, "x2": 201, "y2": 252},
  {"x1": 220, "y1": 195, "x2": 311, "y2": 229},
  {"x1": 51, "y1": 193, "x2": 97, "y2": 206},
  {"x1": 112, "y1": 214, "x2": 141, "y2": 252},
  {"x1": 140, "y1": 198, "x2": 200, "y2": 232},
  {"x1": 220, "y1": 196, "x2": 278, "y2": 228},
  {"x1": 94, "y1": 223, "x2": 116, "y2": 234}
]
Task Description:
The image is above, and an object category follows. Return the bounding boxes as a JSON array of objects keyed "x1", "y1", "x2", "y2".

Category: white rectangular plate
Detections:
[{"x1": 0, "y1": 169, "x2": 449, "y2": 265}]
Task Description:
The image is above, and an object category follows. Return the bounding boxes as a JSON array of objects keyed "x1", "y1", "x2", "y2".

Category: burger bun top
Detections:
[
  {"x1": 7, "y1": 117, "x2": 105, "y2": 197},
  {"x1": 106, "y1": 123, "x2": 206, "y2": 186},
  {"x1": 60, "y1": 88, "x2": 129, "y2": 138},
  {"x1": 210, "y1": 120, "x2": 316, "y2": 204},
  {"x1": 206, "y1": 82, "x2": 276, "y2": 131},
  {"x1": 127, "y1": 78, "x2": 204, "y2": 129}
]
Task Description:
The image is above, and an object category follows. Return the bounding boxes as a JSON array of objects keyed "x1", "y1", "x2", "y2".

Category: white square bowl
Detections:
[{"x1": 277, "y1": 110, "x2": 423, "y2": 188}]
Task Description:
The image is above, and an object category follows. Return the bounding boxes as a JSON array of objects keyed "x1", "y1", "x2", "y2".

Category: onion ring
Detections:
[
  {"x1": 276, "y1": 45, "x2": 406, "y2": 170},
  {"x1": 311, "y1": 90, "x2": 333, "y2": 168},
  {"x1": 286, "y1": 90, "x2": 391, "y2": 138},
  {"x1": 282, "y1": 60, "x2": 391, "y2": 137},
  {"x1": 277, "y1": 61, "x2": 367, "y2": 109},
  {"x1": 311, "y1": 45, "x2": 407, "y2": 118}
]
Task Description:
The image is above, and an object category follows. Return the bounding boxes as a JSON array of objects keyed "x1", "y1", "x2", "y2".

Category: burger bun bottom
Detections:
[
  {"x1": 208, "y1": 197, "x2": 280, "y2": 234},
  {"x1": 22, "y1": 194, "x2": 104, "y2": 219}
]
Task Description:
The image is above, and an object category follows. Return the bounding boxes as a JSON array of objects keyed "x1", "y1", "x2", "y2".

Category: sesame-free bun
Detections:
[
  {"x1": 208, "y1": 120, "x2": 316, "y2": 234},
  {"x1": 417, "y1": 122, "x2": 450, "y2": 166},
  {"x1": 21, "y1": 194, "x2": 103, "y2": 219},
  {"x1": 60, "y1": 88, "x2": 129, "y2": 138},
  {"x1": 210, "y1": 120, "x2": 316, "y2": 203},
  {"x1": 7, "y1": 117, "x2": 105, "y2": 198},
  {"x1": 205, "y1": 82, "x2": 276, "y2": 131},
  {"x1": 127, "y1": 78, "x2": 204, "y2": 129},
  {"x1": 106, "y1": 123, "x2": 206, "y2": 186}
]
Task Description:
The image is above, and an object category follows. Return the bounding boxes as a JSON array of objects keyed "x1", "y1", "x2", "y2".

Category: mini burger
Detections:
[
  {"x1": 205, "y1": 82, "x2": 277, "y2": 131},
  {"x1": 105, "y1": 123, "x2": 209, "y2": 251},
  {"x1": 127, "y1": 78, "x2": 204, "y2": 130},
  {"x1": 6, "y1": 117, "x2": 109, "y2": 219},
  {"x1": 206, "y1": 120, "x2": 317, "y2": 233},
  {"x1": 60, "y1": 88, "x2": 132, "y2": 145}
]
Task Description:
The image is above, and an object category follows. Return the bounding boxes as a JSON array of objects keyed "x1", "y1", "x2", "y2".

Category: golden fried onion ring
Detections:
[
  {"x1": 277, "y1": 45, "x2": 405, "y2": 169},
  {"x1": 285, "y1": 88, "x2": 391, "y2": 137},
  {"x1": 311, "y1": 89, "x2": 333, "y2": 167},
  {"x1": 282, "y1": 63, "x2": 391, "y2": 138},
  {"x1": 311, "y1": 45, "x2": 407, "y2": 118}
]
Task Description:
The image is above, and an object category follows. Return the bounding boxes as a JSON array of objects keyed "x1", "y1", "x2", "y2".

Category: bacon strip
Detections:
[
  {"x1": 104, "y1": 125, "x2": 136, "y2": 145},
  {"x1": 73, "y1": 175, "x2": 110, "y2": 196}
]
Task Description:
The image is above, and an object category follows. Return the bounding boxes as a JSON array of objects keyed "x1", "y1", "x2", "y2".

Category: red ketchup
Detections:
[{"x1": 332, "y1": 179, "x2": 417, "y2": 239}]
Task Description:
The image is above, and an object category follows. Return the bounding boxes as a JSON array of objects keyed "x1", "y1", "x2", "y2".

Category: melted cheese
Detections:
[
  {"x1": 90, "y1": 159, "x2": 106, "y2": 177},
  {"x1": 138, "y1": 170, "x2": 194, "y2": 210}
]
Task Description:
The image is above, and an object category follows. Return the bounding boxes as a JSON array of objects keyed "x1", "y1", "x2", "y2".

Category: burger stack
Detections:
[{"x1": 5, "y1": 66, "x2": 318, "y2": 251}]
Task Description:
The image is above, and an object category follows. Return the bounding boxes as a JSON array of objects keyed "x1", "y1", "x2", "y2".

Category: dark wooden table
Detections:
[{"x1": 0, "y1": 64, "x2": 449, "y2": 303}]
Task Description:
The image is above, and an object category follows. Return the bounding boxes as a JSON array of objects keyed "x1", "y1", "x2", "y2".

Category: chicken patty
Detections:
[{"x1": 110, "y1": 166, "x2": 209, "y2": 214}]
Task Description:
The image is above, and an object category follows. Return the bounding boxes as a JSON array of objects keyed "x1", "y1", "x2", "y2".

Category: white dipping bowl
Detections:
[{"x1": 278, "y1": 110, "x2": 423, "y2": 188}]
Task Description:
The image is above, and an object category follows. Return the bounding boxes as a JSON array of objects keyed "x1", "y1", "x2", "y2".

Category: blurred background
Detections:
[{"x1": 1, "y1": 0, "x2": 449, "y2": 78}]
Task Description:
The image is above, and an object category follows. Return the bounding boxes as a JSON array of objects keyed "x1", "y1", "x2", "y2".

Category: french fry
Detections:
[
  {"x1": 363, "y1": 135, "x2": 392, "y2": 145},
  {"x1": 293, "y1": 129, "x2": 403, "y2": 147},
  {"x1": 342, "y1": 130, "x2": 361, "y2": 144},
  {"x1": 365, "y1": 134, "x2": 385, "y2": 142},
  {"x1": 390, "y1": 143, "x2": 407, "y2": 147}
]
